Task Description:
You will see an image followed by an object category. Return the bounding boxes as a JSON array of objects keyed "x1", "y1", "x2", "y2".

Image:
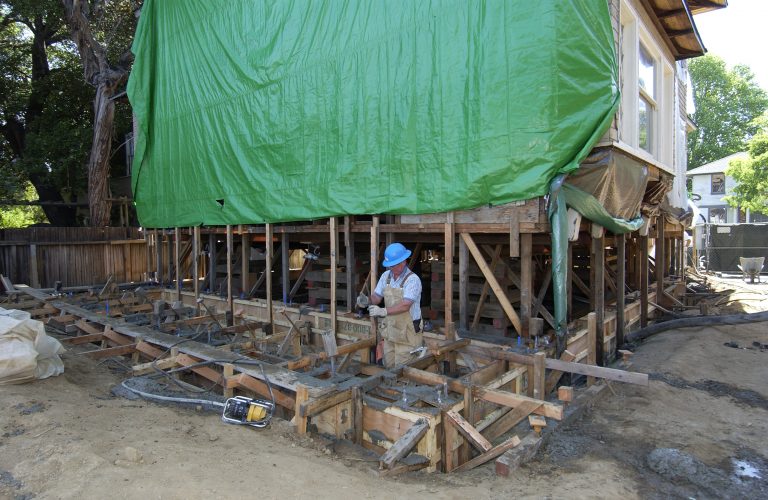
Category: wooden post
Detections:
[
  {"x1": 656, "y1": 217, "x2": 666, "y2": 305},
  {"x1": 265, "y1": 223, "x2": 274, "y2": 329},
  {"x1": 444, "y1": 218, "x2": 455, "y2": 339},
  {"x1": 329, "y1": 217, "x2": 337, "y2": 333},
  {"x1": 640, "y1": 234, "x2": 649, "y2": 328},
  {"x1": 459, "y1": 235, "x2": 468, "y2": 331},
  {"x1": 166, "y1": 231, "x2": 173, "y2": 284},
  {"x1": 145, "y1": 229, "x2": 152, "y2": 282},
  {"x1": 226, "y1": 225, "x2": 234, "y2": 325},
  {"x1": 520, "y1": 233, "x2": 532, "y2": 337},
  {"x1": 344, "y1": 216, "x2": 354, "y2": 312},
  {"x1": 154, "y1": 229, "x2": 162, "y2": 283},
  {"x1": 370, "y1": 216, "x2": 379, "y2": 343},
  {"x1": 193, "y1": 226, "x2": 200, "y2": 314},
  {"x1": 208, "y1": 232, "x2": 216, "y2": 292},
  {"x1": 240, "y1": 226, "x2": 249, "y2": 297},
  {"x1": 174, "y1": 227, "x2": 181, "y2": 300},
  {"x1": 591, "y1": 225, "x2": 605, "y2": 366},
  {"x1": 616, "y1": 233, "x2": 626, "y2": 350},
  {"x1": 567, "y1": 241, "x2": 573, "y2": 323},
  {"x1": 533, "y1": 352, "x2": 546, "y2": 400},
  {"x1": 223, "y1": 363, "x2": 234, "y2": 398},
  {"x1": 587, "y1": 312, "x2": 596, "y2": 386},
  {"x1": 352, "y1": 386, "x2": 363, "y2": 444},
  {"x1": 281, "y1": 232, "x2": 290, "y2": 304},
  {"x1": 295, "y1": 384, "x2": 309, "y2": 434}
]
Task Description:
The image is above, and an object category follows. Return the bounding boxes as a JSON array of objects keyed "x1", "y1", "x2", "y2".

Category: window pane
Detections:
[
  {"x1": 639, "y1": 96, "x2": 651, "y2": 152},
  {"x1": 709, "y1": 208, "x2": 726, "y2": 224},
  {"x1": 711, "y1": 174, "x2": 725, "y2": 194},
  {"x1": 639, "y1": 44, "x2": 655, "y2": 98}
]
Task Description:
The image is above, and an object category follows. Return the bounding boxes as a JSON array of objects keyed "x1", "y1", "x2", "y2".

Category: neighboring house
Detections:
[{"x1": 687, "y1": 152, "x2": 768, "y2": 223}]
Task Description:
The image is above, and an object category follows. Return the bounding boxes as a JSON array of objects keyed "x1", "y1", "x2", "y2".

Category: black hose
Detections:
[{"x1": 624, "y1": 310, "x2": 768, "y2": 345}]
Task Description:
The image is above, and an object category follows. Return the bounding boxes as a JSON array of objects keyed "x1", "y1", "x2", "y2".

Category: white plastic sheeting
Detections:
[{"x1": 0, "y1": 308, "x2": 65, "y2": 385}]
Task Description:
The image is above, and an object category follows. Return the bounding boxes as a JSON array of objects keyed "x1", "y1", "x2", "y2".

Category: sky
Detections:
[{"x1": 693, "y1": 0, "x2": 768, "y2": 91}]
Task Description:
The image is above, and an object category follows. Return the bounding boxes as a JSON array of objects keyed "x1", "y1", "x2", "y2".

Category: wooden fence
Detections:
[{"x1": 0, "y1": 227, "x2": 148, "y2": 288}]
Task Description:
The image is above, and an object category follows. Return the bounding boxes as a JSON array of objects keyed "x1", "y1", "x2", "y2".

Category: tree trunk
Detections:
[{"x1": 88, "y1": 81, "x2": 118, "y2": 226}]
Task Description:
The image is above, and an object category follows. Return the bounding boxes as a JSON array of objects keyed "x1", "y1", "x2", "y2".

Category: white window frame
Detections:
[{"x1": 619, "y1": 0, "x2": 674, "y2": 168}]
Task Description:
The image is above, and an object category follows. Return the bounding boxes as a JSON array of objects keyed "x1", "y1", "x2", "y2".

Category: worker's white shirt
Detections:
[{"x1": 374, "y1": 267, "x2": 422, "y2": 321}]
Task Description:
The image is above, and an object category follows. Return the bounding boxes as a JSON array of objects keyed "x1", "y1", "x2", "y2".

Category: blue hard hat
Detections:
[{"x1": 382, "y1": 242, "x2": 411, "y2": 267}]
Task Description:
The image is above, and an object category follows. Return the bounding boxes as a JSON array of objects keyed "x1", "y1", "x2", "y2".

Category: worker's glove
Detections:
[
  {"x1": 368, "y1": 305, "x2": 387, "y2": 318},
  {"x1": 356, "y1": 293, "x2": 370, "y2": 309}
]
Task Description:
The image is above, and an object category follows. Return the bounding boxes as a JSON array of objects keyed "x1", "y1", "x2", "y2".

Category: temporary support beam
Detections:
[
  {"x1": 154, "y1": 229, "x2": 162, "y2": 283},
  {"x1": 444, "y1": 218, "x2": 455, "y2": 339},
  {"x1": 520, "y1": 233, "x2": 532, "y2": 336},
  {"x1": 591, "y1": 224, "x2": 605, "y2": 365},
  {"x1": 461, "y1": 233, "x2": 522, "y2": 335},
  {"x1": 640, "y1": 235, "x2": 649, "y2": 328},
  {"x1": 451, "y1": 436, "x2": 522, "y2": 473},
  {"x1": 226, "y1": 225, "x2": 234, "y2": 325},
  {"x1": 344, "y1": 216, "x2": 354, "y2": 311},
  {"x1": 281, "y1": 232, "x2": 290, "y2": 304},
  {"x1": 459, "y1": 235, "x2": 469, "y2": 331},
  {"x1": 533, "y1": 352, "x2": 546, "y2": 400},
  {"x1": 329, "y1": 217, "x2": 338, "y2": 333},
  {"x1": 655, "y1": 217, "x2": 666, "y2": 307},
  {"x1": 193, "y1": 226, "x2": 200, "y2": 310},
  {"x1": 370, "y1": 216, "x2": 380, "y2": 343},
  {"x1": 240, "y1": 226, "x2": 249, "y2": 296},
  {"x1": 587, "y1": 312, "x2": 597, "y2": 386},
  {"x1": 445, "y1": 410, "x2": 491, "y2": 452},
  {"x1": 380, "y1": 419, "x2": 429, "y2": 469},
  {"x1": 567, "y1": 241, "x2": 573, "y2": 322},
  {"x1": 265, "y1": 223, "x2": 274, "y2": 329},
  {"x1": 616, "y1": 233, "x2": 626, "y2": 349},
  {"x1": 166, "y1": 230, "x2": 173, "y2": 284},
  {"x1": 208, "y1": 232, "x2": 216, "y2": 292},
  {"x1": 174, "y1": 227, "x2": 181, "y2": 300}
]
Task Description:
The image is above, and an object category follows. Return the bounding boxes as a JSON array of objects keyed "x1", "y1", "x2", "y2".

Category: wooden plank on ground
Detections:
[
  {"x1": 481, "y1": 400, "x2": 542, "y2": 443},
  {"x1": 451, "y1": 435, "x2": 521, "y2": 473},
  {"x1": 380, "y1": 419, "x2": 430, "y2": 469},
  {"x1": 60, "y1": 332, "x2": 103, "y2": 345},
  {"x1": 473, "y1": 387, "x2": 563, "y2": 420},
  {"x1": 81, "y1": 343, "x2": 137, "y2": 359},
  {"x1": 446, "y1": 410, "x2": 491, "y2": 452}
]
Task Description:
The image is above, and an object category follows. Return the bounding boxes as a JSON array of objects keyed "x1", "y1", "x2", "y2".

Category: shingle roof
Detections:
[{"x1": 686, "y1": 152, "x2": 748, "y2": 176}]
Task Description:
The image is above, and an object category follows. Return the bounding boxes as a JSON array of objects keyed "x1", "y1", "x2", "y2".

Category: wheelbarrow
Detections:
[{"x1": 738, "y1": 257, "x2": 764, "y2": 284}]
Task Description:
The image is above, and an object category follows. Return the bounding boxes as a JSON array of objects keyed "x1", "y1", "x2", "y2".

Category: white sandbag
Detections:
[{"x1": 0, "y1": 307, "x2": 65, "y2": 385}]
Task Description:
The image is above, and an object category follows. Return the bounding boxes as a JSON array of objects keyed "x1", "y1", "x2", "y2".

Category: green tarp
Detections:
[{"x1": 128, "y1": 0, "x2": 619, "y2": 227}]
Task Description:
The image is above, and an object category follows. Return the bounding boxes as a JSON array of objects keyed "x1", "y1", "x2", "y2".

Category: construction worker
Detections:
[{"x1": 361, "y1": 242, "x2": 422, "y2": 368}]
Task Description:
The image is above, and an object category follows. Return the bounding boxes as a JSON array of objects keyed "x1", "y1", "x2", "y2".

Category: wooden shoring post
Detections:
[
  {"x1": 533, "y1": 351, "x2": 546, "y2": 400},
  {"x1": 591, "y1": 224, "x2": 605, "y2": 366},
  {"x1": 295, "y1": 384, "x2": 309, "y2": 434},
  {"x1": 640, "y1": 234, "x2": 649, "y2": 328},
  {"x1": 281, "y1": 231, "x2": 290, "y2": 304},
  {"x1": 226, "y1": 225, "x2": 234, "y2": 326},
  {"x1": 616, "y1": 232, "x2": 626, "y2": 350},
  {"x1": 370, "y1": 216, "x2": 380, "y2": 344},
  {"x1": 223, "y1": 363, "x2": 235, "y2": 398},
  {"x1": 509, "y1": 211, "x2": 520, "y2": 258},
  {"x1": 352, "y1": 386, "x2": 363, "y2": 444},
  {"x1": 520, "y1": 233, "x2": 532, "y2": 337},
  {"x1": 329, "y1": 217, "x2": 338, "y2": 334},
  {"x1": 145, "y1": 229, "x2": 152, "y2": 281},
  {"x1": 459, "y1": 234, "x2": 469, "y2": 331},
  {"x1": 174, "y1": 227, "x2": 181, "y2": 300},
  {"x1": 587, "y1": 312, "x2": 596, "y2": 386},
  {"x1": 265, "y1": 223, "x2": 274, "y2": 329},
  {"x1": 344, "y1": 216, "x2": 354, "y2": 311},
  {"x1": 166, "y1": 229, "x2": 173, "y2": 284},
  {"x1": 193, "y1": 226, "x2": 200, "y2": 314},
  {"x1": 154, "y1": 229, "x2": 162, "y2": 283},
  {"x1": 208, "y1": 232, "x2": 216, "y2": 292},
  {"x1": 461, "y1": 233, "x2": 523, "y2": 336},
  {"x1": 444, "y1": 217, "x2": 455, "y2": 339},
  {"x1": 240, "y1": 226, "x2": 249, "y2": 297},
  {"x1": 655, "y1": 216, "x2": 666, "y2": 305}
]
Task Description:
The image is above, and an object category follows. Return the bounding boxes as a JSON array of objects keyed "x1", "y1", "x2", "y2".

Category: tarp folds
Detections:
[
  {"x1": 0, "y1": 308, "x2": 65, "y2": 385},
  {"x1": 128, "y1": 0, "x2": 619, "y2": 227}
]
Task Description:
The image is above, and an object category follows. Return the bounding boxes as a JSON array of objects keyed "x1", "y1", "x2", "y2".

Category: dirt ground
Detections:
[{"x1": 1, "y1": 276, "x2": 767, "y2": 499}]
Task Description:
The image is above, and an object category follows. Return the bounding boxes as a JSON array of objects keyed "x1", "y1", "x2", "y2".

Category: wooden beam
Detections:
[
  {"x1": 591, "y1": 225, "x2": 605, "y2": 365},
  {"x1": 481, "y1": 400, "x2": 541, "y2": 443},
  {"x1": 616, "y1": 233, "x2": 626, "y2": 350},
  {"x1": 451, "y1": 435, "x2": 521, "y2": 473},
  {"x1": 472, "y1": 245, "x2": 502, "y2": 331},
  {"x1": 330, "y1": 217, "x2": 337, "y2": 333},
  {"x1": 193, "y1": 226, "x2": 200, "y2": 308},
  {"x1": 446, "y1": 410, "x2": 491, "y2": 452},
  {"x1": 281, "y1": 231, "x2": 290, "y2": 304},
  {"x1": 533, "y1": 352, "x2": 546, "y2": 400},
  {"x1": 460, "y1": 233, "x2": 522, "y2": 335},
  {"x1": 473, "y1": 386, "x2": 563, "y2": 420},
  {"x1": 82, "y1": 343, "x2": 137, "y2": 359},
  {"x1": 380, "y1": 419, "x2": 429, "y2": 469},
  {"x1": 236, "y1": 373, "x2": 295, "y2": 410},
  {"x1": 265, "y1": 223, "x2": 274, "y2": 328},
  {"x1": 459, "y1": 235, "x2": 468, "y2": 330},
  {"x1": 175, "y1": 227, "x2": 181, "y2": 300},
  {"x1": 520, "y1": 233, "x2": 532, "y2": 336},
  {"x1": 344, "y1": 216, "x2": 354, "y2": 311},
  {"x1": 240, "y1": 226, "x2": 249, "y2": 297},
  {"x1": 295, "y1": 384, "x2": 309, "y2": 434},
  {"x1": 371, "y1": 216, "x2": 380, "y2": 346},
  {"x1": 640, "y1": 235, "x2": 649, "y2": 328},
  {"x1": 226, "y1": 224, "x2": 234, "y2": 325},
  {"x1": 445, "y1": 220, "x2": 455, "y2": 338},
  {"x1": 587, "y1": 312, "x2": 596, "y2": 386}
]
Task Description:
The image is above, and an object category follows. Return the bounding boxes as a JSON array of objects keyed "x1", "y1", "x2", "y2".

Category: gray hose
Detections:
[
  {"x1": 624, "y1": 310, "x2": 768, "y2": 345},
  {"x1": 121, "y1": 378, "x2": 224, "y2": 409}
]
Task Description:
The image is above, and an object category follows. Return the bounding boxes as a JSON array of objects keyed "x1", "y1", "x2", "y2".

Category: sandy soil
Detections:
[{"x1": 1, "y1": 279, "x2": 766, "y2": 499}]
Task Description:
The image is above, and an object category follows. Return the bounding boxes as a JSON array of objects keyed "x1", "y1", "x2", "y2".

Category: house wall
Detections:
[{"x1": 690, "y1": 173, "x2": 739, "y2": 222}]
